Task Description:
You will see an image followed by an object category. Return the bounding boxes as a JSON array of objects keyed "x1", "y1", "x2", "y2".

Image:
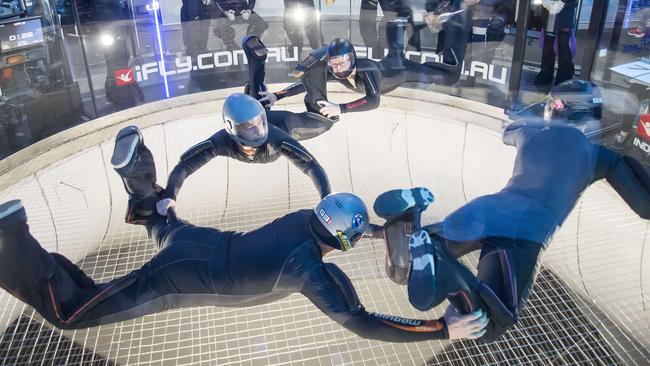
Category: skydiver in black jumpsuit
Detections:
[
  {"x1": 0, "y1": 127, "x2": 488, "y2": 341},
  {"x1": 258, "y1": 28, "x2": 466, "y2": 120},
  {"x1": 373, "y1": 81, "x2": 650, "y2": 344},
  {"x1": 155, "y1": 50, "x2": 334, "y2": 219}
]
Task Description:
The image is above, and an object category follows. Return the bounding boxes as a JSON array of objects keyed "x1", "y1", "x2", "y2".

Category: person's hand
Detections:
[
  {"x1": 318, "y1": 100, "x2": 341, "y2": 118},
  {"x1": 156, "y1": 198, "x2": 176, "y2": 216},
  {"x1": 543, "y1": 0, "x2": 564, "y2": 14},
  {"x1": 226, "y1": 9, "x2": 236, "y2": 21},
  {"x1": 444, "y1": 305, "x2": 489, "y2": 340},
  {"x1": 424, "y1": 11, "x2": 443, "y2": 31},
  {"x1": 240, "y1": 9, "x2": 251, "y2": 20},
  {"x1": 259, "y1": 91, "x2": 278, "y2": 107}
]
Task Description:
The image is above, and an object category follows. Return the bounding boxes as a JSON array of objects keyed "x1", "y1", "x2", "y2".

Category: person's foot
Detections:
[
  {"x1": 533, "y1": 72, "x2": 554, "y2": 86},
  {"x1": 373, "y1": 187, "x2": 435, "y2": 221},
  {"x1": 111, "y1": 125, "x2": 143, "y2": 172},
  {"x1": 242, "y1": 35, "x2": 268, "y2": 58},
  {"x1": 628, "y1": 26, "x2": 646, "y2": 38},
  {"x1": 0, "y1": 199, "x2": 25, "y2": 223}
]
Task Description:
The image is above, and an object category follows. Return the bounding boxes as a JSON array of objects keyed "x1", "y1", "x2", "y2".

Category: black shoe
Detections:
[
  {"x1": 242, "y1": 35, "x2": 268, "y2": 58},
  {"x1": 533, "y1": 73, "x2": 554, "y2": 86},
  {"x1": 111, "y1": 125, "x2": 143, "y2": 174}
]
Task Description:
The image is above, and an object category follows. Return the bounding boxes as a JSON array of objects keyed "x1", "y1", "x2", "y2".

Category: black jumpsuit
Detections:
[
  {"x1": 275, "y1": 50, "x2": 455, "y2": 118},
  {"x1": 410, "y1": 122, "x2": 650, "y2": 343},
  {"x1": 165, "y1": 127, "x2": 331, "y2": 201},
  {"x1": 0, "y1": 207, "x2": 450, "y2": 342}
]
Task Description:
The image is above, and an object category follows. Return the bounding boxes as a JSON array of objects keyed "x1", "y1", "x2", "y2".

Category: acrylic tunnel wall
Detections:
[{"x1": 0, "y1": 86, "x2": 648, "y2": 365}]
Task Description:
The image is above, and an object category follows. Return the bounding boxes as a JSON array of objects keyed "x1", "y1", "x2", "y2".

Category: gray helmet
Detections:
[
  {"x1": 313, "y1": 192, "x2": 369, "y2": 251},
  {"x1": 223, "y1": 93, "x2": 268, "y2": 147}
]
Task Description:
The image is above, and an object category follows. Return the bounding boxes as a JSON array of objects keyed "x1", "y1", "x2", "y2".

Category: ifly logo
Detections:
[
  {"x1": 114, "y1": 68, "x2": 135, "y2": 86},
  {"x1": 637, "y1": 114, "x2": 650, "y2": 140}
]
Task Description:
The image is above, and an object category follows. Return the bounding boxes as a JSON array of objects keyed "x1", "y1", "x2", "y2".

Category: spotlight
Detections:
[
  {"x1": 146, "y1": 0, "x2": 160, "y2": 11},
  {"x1": 100, "y1": 33, "x2": 114, "y2": 47},
  {"x1": 292, "y1": 6, "x2": 305, "y2": 23}
]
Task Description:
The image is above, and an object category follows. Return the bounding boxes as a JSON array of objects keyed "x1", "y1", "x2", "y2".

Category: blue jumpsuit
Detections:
[{"x1": 411, "y1": 121, "x2": 650, "y2": 342}]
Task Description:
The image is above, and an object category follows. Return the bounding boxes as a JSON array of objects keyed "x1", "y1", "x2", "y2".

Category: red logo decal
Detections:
[
  {"x1": 114, "y1": 68, "x2": 135, "y2": 86},
  {"x1": 345, "y1": 99, "x2": 368, "y2": 110},
  {"x1": 638, "y1": 114, "x2": 650, "y2": 140}
]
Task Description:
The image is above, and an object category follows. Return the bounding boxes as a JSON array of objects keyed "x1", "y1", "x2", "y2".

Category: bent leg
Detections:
[
  {"x1": 242, "y1": 35, "x2": 268, "y2": 100},
  {"x1": 474, "y1": 238, "x2": 543, "y2": 343},
  {"x1": 267, "y1": 110, "x2": 335, "y2": 141}
]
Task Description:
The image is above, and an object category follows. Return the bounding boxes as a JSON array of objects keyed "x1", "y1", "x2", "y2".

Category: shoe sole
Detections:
[
  {"x1": 373, "y1": 187, "x2": 434, "y2": 220},
  {"x1": 0, "y1": 200, "x2": 23, "y2": 221},
  {"x1": 111, "y1": 127, "x2": 142, "y2": 169}
]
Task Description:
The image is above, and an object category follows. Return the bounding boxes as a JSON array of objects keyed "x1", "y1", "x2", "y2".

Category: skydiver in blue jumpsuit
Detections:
[
  {"x1": 0, "y1": 126, "x2": 488, "y2": 341},
  {"x1": 373, "y1": 80, "x2": 650, "y2": 343}
]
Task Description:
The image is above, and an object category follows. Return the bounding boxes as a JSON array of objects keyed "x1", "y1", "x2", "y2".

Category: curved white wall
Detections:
[{"x1": 0, "y1": 86, "x2": 647, "y2": 361}]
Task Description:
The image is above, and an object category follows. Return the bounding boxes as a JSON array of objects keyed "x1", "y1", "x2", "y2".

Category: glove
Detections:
[
  {"x1": 156, "y1": 198, "x2": 176, "y2": 216},
  {"x1": 201, "y1": 0, "x2": 210, "y2": 5},
  {"x1": 226, "y1": 9, "x2": 236, "y2": 21},
  {"x1": 259, "y1": 91, "x2": 278, "y2": 107},
  {"x1": 318, "y1": 100, "x2": 342, "y2": 118},
  {"x1": 240, "y1": 9, "x2": 251, "y2": 20},
  {"x1": 444, "y1": 306, "x2": 489, "y2": 340}
]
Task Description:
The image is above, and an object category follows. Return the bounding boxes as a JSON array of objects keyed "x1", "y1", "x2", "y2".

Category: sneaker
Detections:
[
  {"x1": 373, "y1": 187, "x2": 435, "y2": 221},
  {"x1": 628, "y1": 27, "x2": 646, "y2": 38},
  {"x1": 111, "y1": 126, "x2": 143, "y2": 171}
]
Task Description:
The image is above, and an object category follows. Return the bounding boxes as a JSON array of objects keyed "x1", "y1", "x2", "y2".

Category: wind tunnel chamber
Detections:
[
  {"x1": 0, "y1": 0, "x2": 649, "y2": 364},
  {"x1": 0, "y1": 87, "x2": 647, "y2": 365}
]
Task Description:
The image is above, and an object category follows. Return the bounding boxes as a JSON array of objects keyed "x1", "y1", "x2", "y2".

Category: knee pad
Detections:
[
  {"x1": 383, "y1": 209, "x2": 419, "y2": 285},
  {"x1": 475, "y1": 248, "x2": 518, "y2": 333}
]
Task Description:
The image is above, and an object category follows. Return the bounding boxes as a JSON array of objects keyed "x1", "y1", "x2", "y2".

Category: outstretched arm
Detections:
[
  {"x1": 339, "y1": 70, "x2": 381, "y2": 114},
  {"x1": 302, "y1": 263, "x2": 450, "y2": 342},
  {"x1": 279, "y1": 139, "x2": 331, "y2": 198},
  {"x1": 165, "y1": 137, "x2": 220, "y2": 201},
  {"x1": 599, "y1": 147, "x2": 650, "y2": 219}
]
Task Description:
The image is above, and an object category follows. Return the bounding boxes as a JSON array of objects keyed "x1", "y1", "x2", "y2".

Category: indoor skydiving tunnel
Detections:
[
  {"x1": 0, "y1": 0, "x2": 650, "y2": 364},
  {"x1": 0, "y1": 87, "x2": 647, "y2": 365}
]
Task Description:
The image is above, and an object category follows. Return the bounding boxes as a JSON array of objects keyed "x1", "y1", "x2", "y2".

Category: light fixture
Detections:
[{"x1": 100, "y1": 33, "x2": 114, "y2": 47}]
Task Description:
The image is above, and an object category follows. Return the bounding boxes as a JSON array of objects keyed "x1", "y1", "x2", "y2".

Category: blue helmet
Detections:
[
  {"x1": 223, "y1": 93, "x2": 268, "y2": 147},
  {"x1": 312, "y1": 192, "x2": 369, "y2": 251}
]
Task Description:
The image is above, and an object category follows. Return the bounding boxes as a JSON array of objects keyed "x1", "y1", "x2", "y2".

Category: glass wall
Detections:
[{"x1": 0, "y1": 0, "x2": 648, "y2": 169}]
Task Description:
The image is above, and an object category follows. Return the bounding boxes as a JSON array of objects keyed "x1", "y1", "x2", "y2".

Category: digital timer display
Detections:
[{"x1": 0, "y1": 18, "x2": 44, "y2": 53}]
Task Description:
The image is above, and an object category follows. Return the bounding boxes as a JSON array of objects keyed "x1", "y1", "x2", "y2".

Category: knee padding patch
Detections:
[{"x1": 476, "y1": 249, "x2": 518, "y2": 328}]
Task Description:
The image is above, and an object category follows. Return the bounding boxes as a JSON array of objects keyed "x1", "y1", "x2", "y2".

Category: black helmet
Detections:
[
  {"x1": 327, "y1": 38, "x2": 356, "y2": 79},
  {"x1": 544, "y1": 79, "x2": 603, "y2": 122}
]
